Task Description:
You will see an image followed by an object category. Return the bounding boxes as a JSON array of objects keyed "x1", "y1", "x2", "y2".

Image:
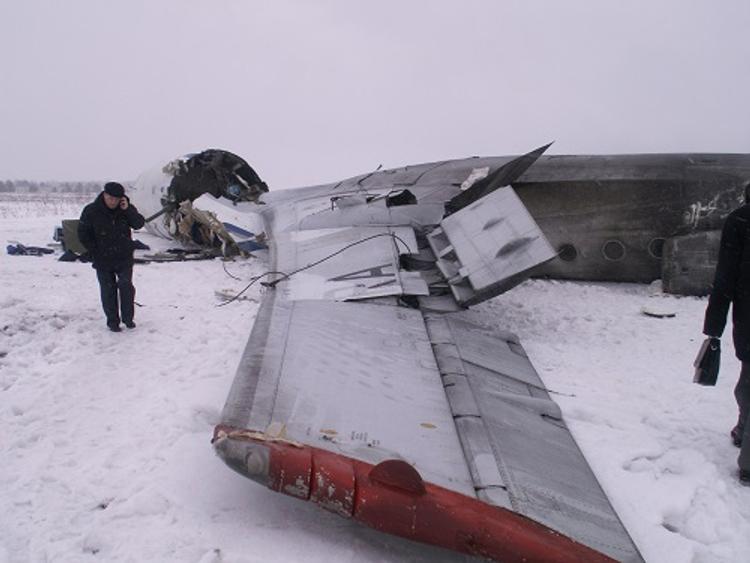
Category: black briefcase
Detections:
[{"x1": 694, "y1": 337, "x2": 721, "y2": 386}]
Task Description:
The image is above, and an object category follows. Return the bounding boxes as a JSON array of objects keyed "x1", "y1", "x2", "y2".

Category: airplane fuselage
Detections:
[
  {"x1": 513, "y1": 153, "x2": 750, "y2": 290},
  {"x1": 130, "y1": 150, "x2": 750, "y2": 295}
]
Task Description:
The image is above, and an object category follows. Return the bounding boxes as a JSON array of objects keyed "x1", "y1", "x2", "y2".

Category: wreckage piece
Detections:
[
  {"x1": 429, "y1": 187, "x2": 556, "y2": 306},
  {"x1": 129, "y1": 148, "x2": 268, "y2": 249},
  {"x1": 213, "y1": 161, "x2": 643, "y2": 561},
  {"x1": 6, "y1": 243, "x2": 54, "y2": 256},
  {"x1": 167, "y1": 149, "x2": 267, "y2": 204},
  {"x1": 445, "y1": 142, "x2": 552, "y2": 214},
  {"x1": 130, "y1": 145, "x2": 750, "y2": 556},
  {"x1": 129, "y1": 148, "x2": 750, "y2": 294},
  {"x1": 57, "y1": 219, "x2": 88, "y2": 255},
  {"x1": 167, "y1": 201, "x2": 240, "y2": 255},
  {"x1": 317, "y1": 151, "x2": 750, "y2": 295}
]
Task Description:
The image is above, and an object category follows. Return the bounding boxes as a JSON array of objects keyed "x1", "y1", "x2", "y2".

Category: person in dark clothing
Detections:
[
  {"x1": 703, "y1": 184, "x2": 750, "y2": 483},
  {"x1": 78, "y1": 182, "x2": 146, "y2": 332}
]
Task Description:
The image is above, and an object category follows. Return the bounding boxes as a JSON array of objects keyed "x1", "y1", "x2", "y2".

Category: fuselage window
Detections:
[
  {"x1": 648, "y1": 238, "x2": 665, "y2": 259},
  {"x1": 558, "y1": 244, "x2": 578, "y2": 262},
  {"x1": 602, "y1": 240, "x2": 626, "y2": 261}
]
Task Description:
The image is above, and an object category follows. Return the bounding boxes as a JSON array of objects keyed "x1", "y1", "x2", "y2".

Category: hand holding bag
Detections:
[{"x1": 694, "y1": 337, "x2": 721, "y2": 386}]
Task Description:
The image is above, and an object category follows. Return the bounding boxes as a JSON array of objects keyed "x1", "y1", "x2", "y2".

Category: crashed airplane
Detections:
[
  {"x1": 127, "y1": 146, "x2": 750, "y2": 561},
  {"x1": 132, "y1": 148, "x2": 750, "y2": 295}
]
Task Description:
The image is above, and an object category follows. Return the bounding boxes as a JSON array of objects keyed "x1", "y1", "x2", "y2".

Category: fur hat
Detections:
[{"x1": 104, "y1": 182, "x2": 125, "y2": 198}]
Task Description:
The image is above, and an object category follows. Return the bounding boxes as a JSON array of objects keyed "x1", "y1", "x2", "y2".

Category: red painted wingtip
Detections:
[
  {"x1": 369, "y1": 459, "x2": 426, "y2": 495},
  {"x1": 214, "y1": 425, "x2": 617, "y2": 563}
]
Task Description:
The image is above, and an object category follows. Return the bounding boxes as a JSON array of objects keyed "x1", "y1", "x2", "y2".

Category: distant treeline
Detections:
[{"x1": 0, "y1": 180, "x2": 103, "y2": 194}]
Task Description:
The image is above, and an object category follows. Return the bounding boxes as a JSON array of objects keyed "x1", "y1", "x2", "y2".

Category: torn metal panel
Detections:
[
  {"x1": 166, "y1": 200, "x2": 240, "y2": 255},
  {"x1": 446, "y1": 143, "x2": 552, "y2": 214},
  {"x1": 428, "y1": 187, "x2": 557, "y2": 306},
  {"x1": 131, "y1": 148, "x2": 268, "y2": 248},
  {"x1": 164, "y1": 149, "x2": 267, "y2": 205}
]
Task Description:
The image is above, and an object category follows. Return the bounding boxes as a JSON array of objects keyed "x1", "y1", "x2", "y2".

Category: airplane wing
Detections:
[{"x1": 212, "y1": 148, "x2": 643, "y2": 562}]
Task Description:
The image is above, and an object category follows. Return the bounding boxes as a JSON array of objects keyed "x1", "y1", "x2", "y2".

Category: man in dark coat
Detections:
[
  {"x1": 703, "y1": 184, "x2": 750, "y2": 482},
  {"x1": 78, "y1": 182, "x2": 146, "y2": 332}
]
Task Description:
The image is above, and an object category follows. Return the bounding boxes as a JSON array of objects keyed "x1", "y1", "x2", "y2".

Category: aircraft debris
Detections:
[
  {"x1": 6, "y1": 242, "x2": 54, "y2": 256},
  {"x1": 210, "y1": 164, "x2": 644, "y2": 561},
  {"x1": 131, "y1": 149, "x2": 268, "y2": 252},
  {"x1": 165, "y1": 200, "x2": 241, "y2": 256},
  {"x1": 213, "y1": 289, "x2": 257, "y2": 303},
  {"x1": 640, "y1": 306, "x2": 677, "y2": 318},
  {"x1": 140, "y1": 248, "x2": 221, "y2": 263},
  {"x1": 123, "y1": 146, "x2": 750, "y2": 561}
]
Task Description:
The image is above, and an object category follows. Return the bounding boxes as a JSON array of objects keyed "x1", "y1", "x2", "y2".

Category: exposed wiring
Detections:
[
  {"x1": 217, "y1": 232, "x2": 412, "y2": 305},
  {"x1": 221, "y1": 260, "x2": 242, "y2": 281},
  {"x1": 217, "y1": 271, "x2": 290, "y2": 307},
  {"x1": 263, "y1": 232, "x2": 412, "y2": 288}
]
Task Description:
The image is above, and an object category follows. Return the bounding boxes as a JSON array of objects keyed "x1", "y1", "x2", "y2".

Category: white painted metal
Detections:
[
  {"x1": 233, "y1": 298, "x2": 476, "y2": 496},
  {"x1": 273, "y1": 226, "x2": 426, "y2": 302},
  {"x1": 432, "y1": 187, "x2": 557, "y2": 304}
]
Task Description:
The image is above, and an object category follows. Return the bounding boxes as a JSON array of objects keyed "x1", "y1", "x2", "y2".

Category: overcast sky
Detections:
[{"x1": 1, "y1": 1, "x2": 749, "y2": 189}]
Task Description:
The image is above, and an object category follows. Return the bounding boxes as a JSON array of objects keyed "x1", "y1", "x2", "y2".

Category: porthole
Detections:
[
  {"x1": 602, "y1": 240, "x2": 626, "y2": 261},
  {"x1": 557, "y1": 244, "x2": 578, "y2": 262},
  {"x1": 648, "y1": 238, "x2": 665, "y2": 259}
]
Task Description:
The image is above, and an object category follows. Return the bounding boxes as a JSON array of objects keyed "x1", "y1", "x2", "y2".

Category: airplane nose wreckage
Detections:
[
  {"x1": 130, "y1": 145, "x2": 750, "y2": 561},
  {"x1": 131, "y1": 149, "x2": 268, "y2": 253}
]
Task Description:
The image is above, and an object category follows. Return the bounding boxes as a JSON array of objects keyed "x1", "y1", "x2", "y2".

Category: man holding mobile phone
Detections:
[{"x1": 78, "y1": 182, "x2": 145, "y2": 332}]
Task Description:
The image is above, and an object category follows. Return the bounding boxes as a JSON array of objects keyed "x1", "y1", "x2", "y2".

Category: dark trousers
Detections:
[
  {"x1": 737, "y1": 363, "x2": 750, "y2": 470},
  {"x1": 95, "y1": 265, "x2": 135, "y2": 327}
]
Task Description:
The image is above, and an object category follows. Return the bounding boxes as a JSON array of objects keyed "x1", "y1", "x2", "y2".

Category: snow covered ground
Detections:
[{"x1": 1, "y1": 196, "x2": 749, "y2": 562}]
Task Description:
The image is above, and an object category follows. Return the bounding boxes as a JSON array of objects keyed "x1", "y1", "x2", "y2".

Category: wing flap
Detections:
[{"x1": 424, "y1": 311, "x2": 642, "y2": 562}]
